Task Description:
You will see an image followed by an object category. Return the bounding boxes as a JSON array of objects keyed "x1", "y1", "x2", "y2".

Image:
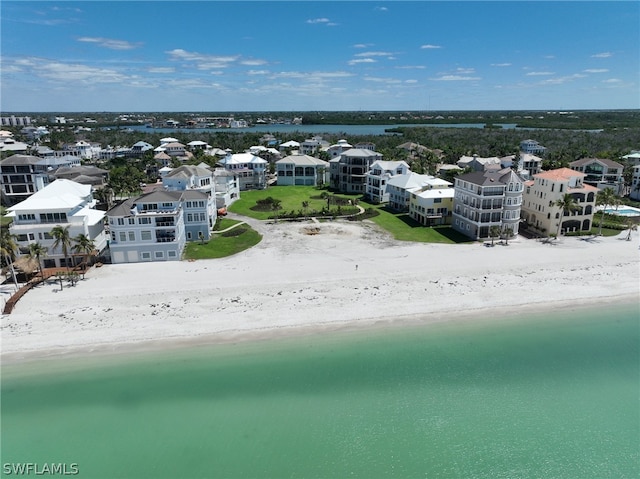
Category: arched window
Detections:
[{"x1": 508, "y1": 183, "x2": 514, "y2": 191}]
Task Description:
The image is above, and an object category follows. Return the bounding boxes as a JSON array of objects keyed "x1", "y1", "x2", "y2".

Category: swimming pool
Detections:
[{"x1": 603, "y1": 205, "x2": 640, "y2": 216}]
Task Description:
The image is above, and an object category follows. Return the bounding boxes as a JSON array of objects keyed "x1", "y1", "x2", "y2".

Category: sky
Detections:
[{"x1": 1, "y1": 1, "x2": 638, "y2": 112}]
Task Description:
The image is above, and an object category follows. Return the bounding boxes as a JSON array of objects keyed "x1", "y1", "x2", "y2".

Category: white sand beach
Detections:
[{"x1": 2, "y1": 218, "x2": 639, "y2": 363}]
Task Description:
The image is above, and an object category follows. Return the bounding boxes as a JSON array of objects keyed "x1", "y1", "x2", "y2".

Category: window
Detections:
[
  {"x1": 155, "y1": 251, "x2": 164, "y2": 259},
  {"x1": 141, "y1": 252, "x2": 151, "y2": 260},
  {"x1": 119, "y1": 232, "x2": 127, "y2": 242},
  {"x1": 117, "y1": 218, "x2": 125, "y2": 225},
  {"x1": 187, "y1": 213, "x2": 193, "y2": 222},
  {"x1": 187, "y1": 232, "x2": 192, "y2": 240},
  {"x1": 128, "y1": 218, "x2": 135, "y2": 225},
  {"x1": 168, "y1": 251, "x2": 177, "y2": 258},
  {"x1": 16, "y1": 234, "x2": 28, "y2": 241},
  {"x1": 141, "y1": 231, "x2": 152, "y2": 241},
  {"x1": 128, "y1": 231, "x2": 135, "y2": 241},
  {"x1": 139, "y1": 217, "x2": 151, "y2": 225},
  {"x1": 162, "y1": 202, "x2": 173, "y2": 208}
]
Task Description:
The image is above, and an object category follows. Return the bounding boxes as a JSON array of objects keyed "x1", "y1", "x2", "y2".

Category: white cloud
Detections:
[
  {"x1": 540, "y1": 73, "x2": 587, "y2": 85},
  {"x1": 348, "y1": 58, "x2": 377, "y2": 65},
  {"x1": 431, "y1": 75, "x2": 481, "y2": 81},
  {"x1": 306, "y1": 18, "x2": 331, "y2": 24},
  {"x1": 353, "y1": 43, "x2": 373, "y2": 49},
  {"x1": 526, "y1": 71, "x2": 555, "y2": 76},
  {"x1": 165, "y1": 49, "x2": 242, "y2": 70},
  {"x1": 455, "y1": 67, "x2": 476, "y2": 75},
  {"x1": 148, "y1": 67, "x2": 175, "y2": 73},
  {"x1": 77, "y1": 37, "x2": 141, "y2": 50},
  {"x1": 241, "y1": 59, "x2": 268, "y2": 66},
  {"x1": 592, "y1": 52, "x2": 613, "y2": 58},
  {"x1": 491, "y1": 63, "x2": 512, "y2": 67},
  {"x1": 420, "y1": 44, "x2": 442, "y2": 49},
  {"x1": 395, "y1": 65, "x2": 426, "y2": 70},
  {"x1": 354, "y1": 51, "x2": 395, "y2": 58},
  {"x1": 583, "y1": 68, "x2": 609, "y2": 73},
  {"x1": 603, "y1": 78, "x2": 622, "y2": 83}
]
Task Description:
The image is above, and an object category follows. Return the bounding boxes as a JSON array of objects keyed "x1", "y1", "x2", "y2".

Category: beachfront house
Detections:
[
  {"x1": 409, "y1": 179, "x2": 455, "y2": 226},
  {"x1": 569, "y1": 158, "x2": 625, "y2": 196},
  {"x1": 275, "y1": 154, "x2": 329, "y2": 186},
  {"x1": 385, "y1": 172, "x2": 436, "y2": 212},
  {"x1": 213, "y1": 168, "x2": 240, "y2": 208},
  {"x1": 218, "y1": 153, "x2": 267, "y2": 190},
  {"x1": 452, "y1": 168, "x2": 524, "y2": 240},
  {"x1": 329, "y1": 149, "x2": 383, "y2": 194},
  {"x1": 106, "y1": 188, "x2": 214, "y2": 264},
  {"x1": 6, "y1": 179, "x2": 107, "y2": 268},
  {"x1": 521, "y1": 168, "x2": 597, "y2": 236},
  {"x1": 365, "y1": 160, "x2": 411, "y2": 204}
]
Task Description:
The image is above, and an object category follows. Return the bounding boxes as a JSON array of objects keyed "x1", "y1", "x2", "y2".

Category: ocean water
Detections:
[{"x1": 2, "y1": 302, "x2": 638, "y2": 479}]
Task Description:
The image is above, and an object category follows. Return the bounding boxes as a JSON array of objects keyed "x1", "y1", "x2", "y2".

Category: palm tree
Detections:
[
  {"x1": 0, "y1": 229, "x2": 19, "y2": 289},
  {"x1": 28, "y1": 242, "x2": 47, "y2": 279},
  {"x1": 595, "y1": 187, "x2": 617, "y2": 236},
  {"x1": 554, "y1": 194, "x2": 579, "y2": 238},
  {"x1": 502, "y1": 227, "x2": 514, "y2": 245},
  {"x1": 51, "y1": 225, "x2": 73, "y2": 270},
  {"x1": 302, "y1": 201, "x2": 310, "y2": 219},
  {"x1": 72, "y1": 233, "x2": 96, "y2": 272},
  {"x1": 625, "y1": 218, "x2": 637, "y2": 241},
  {"x1": 489, "y1": 225, "x2": 501, "y2": 246}
]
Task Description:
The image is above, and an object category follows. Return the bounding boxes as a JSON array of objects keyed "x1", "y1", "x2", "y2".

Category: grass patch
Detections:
[
  {"x1": 230, "y1": 186, "x2": 471, "y2": 244},
  {"x1": 363, "y1": 203, "x2": 472, "y2": 244},
  {"x1": 229, "y1": 186, "x2": 357, "y2": 220},
  {"x1": 183, "y1": 221, "x2": 262, "y2": 259}
]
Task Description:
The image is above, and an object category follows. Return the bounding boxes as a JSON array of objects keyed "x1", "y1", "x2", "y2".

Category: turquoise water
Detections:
[{"x1": 2, "y1": 302, "x2": 638, "y2": 479}]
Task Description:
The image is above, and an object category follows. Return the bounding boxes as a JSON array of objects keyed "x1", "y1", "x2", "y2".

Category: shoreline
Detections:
[
  {"x1": 2, "y1": 220, "x2": 639, "y2": 367},
  {"x1": 2, "y1": 293, "x2": 638, "y2": 369}
]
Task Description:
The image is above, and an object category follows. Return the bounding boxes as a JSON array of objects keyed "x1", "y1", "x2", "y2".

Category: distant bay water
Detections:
[
  {"x1": 114, "y1": 123, "x2": 520, "y2": 136},
  {"x1": 2, "y1": 301, "x2": 638, "y2": 479}
]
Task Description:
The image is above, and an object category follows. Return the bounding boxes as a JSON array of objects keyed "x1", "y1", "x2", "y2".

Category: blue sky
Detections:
[{"x1": 1, "y1": 1, "x2": 638, "y2": 112}]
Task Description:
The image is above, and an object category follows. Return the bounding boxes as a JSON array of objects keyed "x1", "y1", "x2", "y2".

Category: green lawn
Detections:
[
  {"x1": 362, "y1": 204, "x2": 473, "y2": 244},
  {"x1": 183, "y1": 220, "x2": 262, "y2": 260},
  {"x1": 229, "y1": 186, "x2": 358, "y2": 220}
]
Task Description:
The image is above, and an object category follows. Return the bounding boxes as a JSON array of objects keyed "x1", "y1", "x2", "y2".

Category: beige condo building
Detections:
[{"x1": 521, "y1": 168, "x2": 597, "y2": 236}]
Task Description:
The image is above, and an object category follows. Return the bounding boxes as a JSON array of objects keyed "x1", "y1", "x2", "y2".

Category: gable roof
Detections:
[
  {"x1": 569, "y1": 157, "x2": 624, "y2": 169},
  {"x1": 276, "y1": 155, "x2": 328, "y2": 167}
]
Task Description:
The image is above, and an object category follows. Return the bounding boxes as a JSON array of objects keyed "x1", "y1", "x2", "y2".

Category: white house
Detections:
[
  {"x1": 218, "y1": 153, "x2": 267, "y2": 190},
  {"x1": 275, "y1": 155, "x2": 329, "y2": 186},
  {"x1": 520, "y1": 139, "x2": 547, "y2": 155},
  {"x1": 329, "y1": 149, "x2": 383, "y2": 194},
  {"x1": 327, "y1": 139, "x2": 353, "y2": 159},
  {"x1": 365, "y1": 160, "x2": 411, "y2": 203},
  {"x1": 7, "y1": 179, "x2": 107, "y2": 268},
  {"x1": 385, "y1": 172, "x2": 437, "y2": 211},
  {"x1": 214, "y1": 168, "x2": 241, "y2": 208}
]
